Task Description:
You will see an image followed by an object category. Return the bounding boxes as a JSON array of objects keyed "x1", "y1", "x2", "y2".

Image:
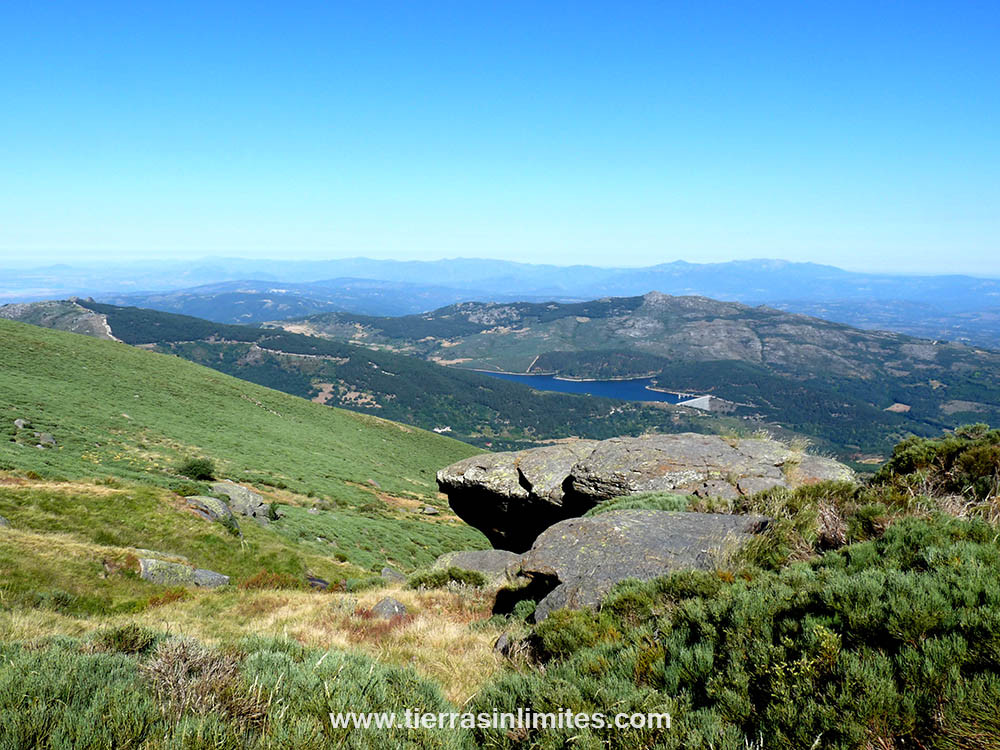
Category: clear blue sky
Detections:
[{"x1": 1, "y1": 1, "x2": 997, "y2": 273}]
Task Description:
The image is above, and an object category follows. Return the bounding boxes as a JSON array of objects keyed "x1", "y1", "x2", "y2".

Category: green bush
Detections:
[
  {"x1": 875, "y1": 424, "x2": 1000, "y2": 500},
  {"x1": 406, "y1": 566, "x2": 488, "y2": 589},
  {"x1": 176, "y1": 457, "x2": 216, "y2": 481},
  {"x1": 470, "y1": 515, "x2": 1000, "y2": 749},
  {"x1": 93, "y1": 624, "x2": 160, "y2": 655},
  {"x1": 0, "y1": 634, "x2": 468, "y2": 749}
]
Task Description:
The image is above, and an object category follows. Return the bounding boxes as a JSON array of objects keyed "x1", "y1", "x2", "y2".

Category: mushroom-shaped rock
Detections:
[{"x1": 438, "y1": 433, "x2": 852, "y2": 552}]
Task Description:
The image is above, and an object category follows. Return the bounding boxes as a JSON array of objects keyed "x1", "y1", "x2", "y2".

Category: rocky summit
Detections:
[{"x1": 437, "y1": 433, "x2": 852, "y2": 551}]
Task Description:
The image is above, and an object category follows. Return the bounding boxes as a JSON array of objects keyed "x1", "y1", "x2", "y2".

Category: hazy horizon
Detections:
[{"x1": 2, "y1": 254, "x2": 999, "y2": 280}]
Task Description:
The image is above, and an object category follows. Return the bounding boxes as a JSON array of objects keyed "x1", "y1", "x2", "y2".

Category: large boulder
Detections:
[
  {"x1": 138, "y1": 558, "x2": 229, "y2": 588},
  {"x1": 210, "y1": 481, "x2": 270, "y2": 525},
  {"x1": 438, "y1": 433, "x2": 852, "y2": 551},
  {"x1": 433, "y1": 549, "x2": 523, "y2": 585},
  {"x1": 436, "y1": 441, "x2": 598, "y2": 551},
  {"x1": 509, "y1": 509, "x2": 770, "y2": 621}
]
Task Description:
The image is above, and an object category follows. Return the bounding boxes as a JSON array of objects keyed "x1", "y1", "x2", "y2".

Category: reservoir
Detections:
[{"x1": 480, "y1": 372, "x2": 687, "y2": 404}]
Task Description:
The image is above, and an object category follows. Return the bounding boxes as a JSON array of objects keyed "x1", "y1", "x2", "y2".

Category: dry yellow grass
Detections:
[{"x1": 0, "y1": 582, "x2": 505, "y2": 704}]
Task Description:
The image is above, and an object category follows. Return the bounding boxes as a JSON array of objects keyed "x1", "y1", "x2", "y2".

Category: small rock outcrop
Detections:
[
  {"x1": 438, "y1": 433, "x2": 852, "y2": 551},
  {"x1": 138, "y1": 558, "x2": 229, "y2": 588},
  {"x1": 508, "y1": 509, "x2": 770, "y2": 621},
  {"x1": 370, "y1": 597, "x2": 408, "y2": 619},
  {"x1": 185, "y1": 496, "x2": 236, "y2": 524},
  {"x1": 433, "y1": 549, "x2": 522, "y2": 585},
  {"x1": 0, "y1": 515, "x2": 10, "y2": 528},
  {"x1": 34, "y1": 432, "x2": 56, "y2": 448},
  {"x1": 210, "y1": 481, "x2": 270, "y2": 525},
  {"x1": 380, "y1": 567, "x2": 407, "y2": 584}
]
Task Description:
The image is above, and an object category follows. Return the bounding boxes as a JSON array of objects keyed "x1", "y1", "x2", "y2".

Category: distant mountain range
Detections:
[{"x1": 2, "y1": 257, "x2": 999, "y2": 346}]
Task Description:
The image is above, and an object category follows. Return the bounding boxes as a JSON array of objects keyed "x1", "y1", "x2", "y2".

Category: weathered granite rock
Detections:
[
  {"x1": 370, "y1": 597, "x2": 408, "y2": 619},
  {"x1": 434, "y1": 549, "x2": 523, "y2": 585},
  {"x1": 13, "y1": 419, "x2": 27, "y2": 429},
  {"x1": 511, "y1": 509, "x2": 770, "y2": 621},
  {"x1": 381, "y1": 566, "x2": 407, "y2": 584},
  {"x1": 138, "y1": 558, "x2": 229, "y2": 588},
  {"x1": 0, "y1": 515, "x2": 9, "y2": 528},
  {"x1": 436, "y1": 440, "x2": 599, "y2": 551},
  {"x1": 34, "y1": 432, "x2": 56, "y2": 447},
  {"x1": 185, "y1": 495, "x2": 236, "y2": 524},
  {"x1": 420, "y1": 505, "x2": 440, "y2": 515},
  {"x1": 438, "y1": 433, "x2": 852, "y2": 551},
  {"x1": 211, "y1": 481, "x2": 270, "y2": 525}
]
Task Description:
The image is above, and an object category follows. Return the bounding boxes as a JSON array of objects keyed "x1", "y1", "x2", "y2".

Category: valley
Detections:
[{"x1": 273, "y1": 292, "x2": 1000, "y2": 459}]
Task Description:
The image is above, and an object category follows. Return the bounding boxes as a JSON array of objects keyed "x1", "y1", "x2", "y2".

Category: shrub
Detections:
[
  {"x1": 176, "y1": 457, "x2": 216, "y2": 481},
  {"x1": 470, "y1": 515, "x2": 1000, "y2": 749},
  {"x1": 147, "y1": 587, "x2": 190, "y2": 608},
  {"x1": 407, "y1": 566, "x2": 488, "y2": 589},
  {"x1": 342, "y1": 575, "x2": 383, "y2": 592},
  {"x1": 875, "y1": 425, "x2": 1000, "y2": 500},
  {"x1": 584, "y1": 491, "x2": 692, "y2": 516},
  {"x1": 238, "y1": 569, "x2": 303, "y2": 591},
  {"x1": 93, "y1": 624, "x2": 159, "y2": 655}
]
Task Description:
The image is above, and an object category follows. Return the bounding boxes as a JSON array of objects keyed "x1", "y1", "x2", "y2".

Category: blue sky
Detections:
[{"x1": 1, "y1": 1, "x2": 997, "y2": 273}]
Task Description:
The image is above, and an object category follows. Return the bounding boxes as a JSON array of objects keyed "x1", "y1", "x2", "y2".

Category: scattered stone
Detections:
[
  {"x1": 211, "y1": 481, "x2": 270, "y2": 525},
  {"x1": 381, "y1": 566, "x2": 407, "y2": 584},
  {"x1": 191, "y1": 568, "x2": 231, "y2": 587},
  {"x1": 307, "y1": 507, "x2": 320, "y2": 514},
  {"x1": 185, "y1": 495, "x2": 236, "y2": 524},
  {"x1": 368, "y1": 479, "x2": 381, "y2": 489},
  {"x1": 438, "y1": 433, "x2": 852, "y2": 551},
  {"x1": 369, "y1": 597, "x2": 408, "y2": 619},
  {"x1": 420, "y1": 505, "x2": 440, "y2": 515},
  {"x1": 0, "y1": 515, "x2": 9, "y2": 528},
  {"x1": 510, "y1": 509, "x2": 771, "y2": 621},
  {"x1": 493, "y1": 633, "x2": 512, "y2": 657},
  {"x1": 13, "y1": 419, "x2": 27, "y2": 429},
  {"x1": 307, "y1": 575, "x2": 330, "y2": 590},
  {"x1": 33, "y1": 432, "x2": 56, "y2": 447},
  {"x1": 138, "y1": 558, "x2": 229, "y2": 588},
  {"x1": 434, "y1": 549, "x2": 522, "y2": 585}
]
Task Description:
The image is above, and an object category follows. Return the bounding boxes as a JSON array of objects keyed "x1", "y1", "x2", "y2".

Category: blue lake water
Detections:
[{"x1": 480, "y1": 371, "x2": 689, "y2": 404}]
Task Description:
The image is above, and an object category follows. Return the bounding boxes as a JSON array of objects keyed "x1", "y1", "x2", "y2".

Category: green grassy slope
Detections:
[{"x1": 0, "y1": 317, "x2": 478, "y2": 501}]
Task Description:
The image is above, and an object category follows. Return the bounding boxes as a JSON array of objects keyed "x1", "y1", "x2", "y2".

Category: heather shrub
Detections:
[
  {"x1": 407, "y1": 566, "x2": 488, "y2": 589},
  {"x1": 471, "y1": 515, "x2": 1000, "y2": 749},
  {"x1": 176, "y1": 457, "x2": 216, "y2": 481}
]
